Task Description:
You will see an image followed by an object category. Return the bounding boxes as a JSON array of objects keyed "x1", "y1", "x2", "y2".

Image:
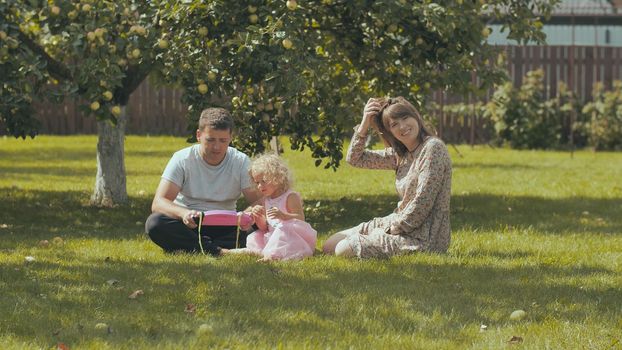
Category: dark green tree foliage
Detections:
[
  {"x1": 1, "y1": 0, "x2": 557, "y2": 203},
  {"x1": 161, "y1": 0, "x2": 557, "y2": 168}
]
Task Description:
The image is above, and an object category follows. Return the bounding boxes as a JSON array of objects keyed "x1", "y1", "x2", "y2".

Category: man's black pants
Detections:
[{"x1": 145, "y1": 213, "x2": 249, "y2": 255}]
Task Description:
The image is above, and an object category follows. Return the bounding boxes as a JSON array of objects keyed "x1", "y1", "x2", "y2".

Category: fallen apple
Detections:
[
  {"x1": 94, "y1": 323, "x2": 109, "y2": 334},
  {"x1": 197, "y1": 323, "x2": 212, "y2": 335},
  {"x1": 509, "y1": 309, "x2": 526, "y2": 321}
]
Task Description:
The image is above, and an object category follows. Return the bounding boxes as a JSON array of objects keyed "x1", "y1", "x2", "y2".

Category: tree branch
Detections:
[
  {"x1": 13, "y1": 25, "x2": 72, "y2": 82},
  {"x1": 118, "y1": 62, "x2": 153, "y2": 105}
]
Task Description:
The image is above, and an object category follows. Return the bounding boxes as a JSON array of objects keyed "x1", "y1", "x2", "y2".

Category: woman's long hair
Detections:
[{"x1": 373, "y1": 96, "x2": 436, "y2": 158}]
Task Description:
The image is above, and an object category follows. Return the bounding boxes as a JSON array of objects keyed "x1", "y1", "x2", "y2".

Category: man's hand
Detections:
[
  {"x1": 239, "y1": 210, "x2": 255, "y2": 231},
  {"x1": 182, "y1": 210, "x2": 199, "y2": 229}
]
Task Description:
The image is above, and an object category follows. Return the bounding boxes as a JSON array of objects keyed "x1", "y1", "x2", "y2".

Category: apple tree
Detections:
[
  {"x1": 161, "y1": 0, "x2": 557, "y2": 169},
  {"x1": 1, "y1": 0, "x2": 172, "y2": 206},
  {"x1": 1, "y1": 0, "x2": 558, "y2": 206}
]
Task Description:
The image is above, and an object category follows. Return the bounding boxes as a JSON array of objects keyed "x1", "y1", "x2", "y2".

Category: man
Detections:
[{"x1": 145, "y1": 107, "x2": 261, "y2": 255}]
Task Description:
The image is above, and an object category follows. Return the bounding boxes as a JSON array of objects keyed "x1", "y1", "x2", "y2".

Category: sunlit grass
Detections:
[{"x1": 0, "y1": 135, "x2": 621, "y2": 349}]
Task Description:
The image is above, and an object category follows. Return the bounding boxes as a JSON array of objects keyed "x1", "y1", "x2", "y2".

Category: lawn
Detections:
[{"x1": 0, "y1": 135, "x2": 621, "y2": 349}]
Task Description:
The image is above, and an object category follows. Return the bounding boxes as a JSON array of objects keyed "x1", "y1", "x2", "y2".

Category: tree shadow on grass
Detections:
[
  {"x1": 1, "y1": 189, "x2": 620, "y2": 251},
  {"x1": 449, "y1": 193, "x2": 622, "y2": 235},
  {"x1": 1, "y1": 189, "x2": 620, "y2": 347},
  {"x1": 0, "y1": 145, "x2": 176, "y2": 163},
  {"x1": 126, "y1": 150, "x2": 180, "y2": 159},
  {"x1": 0, "y1": 148, "x2": 96, "y2": 163},
  {"x1": 452, "y1": 162, "x2": 539, "y2": 170},
  {"x1": 304, "y1": 193, "x2": 622, "y2": 236},
  {"x1": 1, "y1": 166, "x2": 163, "y2": 178},
  {"x1": 1, "y1": 253, "x2": 619, "y2": 348},
  {"x1": 0, "y1": 189, "x2": 152, "y2": 249},
  {"x1": 1, "y1": 166, "x2": 96, "y2": 178}
]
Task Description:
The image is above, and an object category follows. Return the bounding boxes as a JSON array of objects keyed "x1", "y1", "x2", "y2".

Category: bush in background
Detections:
[
  {"x1": 484, "y1": 69, "x2": 561, "y2": 149},
  {"x1": 582, "y1": 81, "x2": 622, "y2": 151},
  {"x1": 549, "y1": 81, "x2": 590, "y2": 149}
]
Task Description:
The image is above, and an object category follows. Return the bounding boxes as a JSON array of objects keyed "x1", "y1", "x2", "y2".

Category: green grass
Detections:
[{"x1": 1, "y1": 135, "x2": 621, "y2": 349}]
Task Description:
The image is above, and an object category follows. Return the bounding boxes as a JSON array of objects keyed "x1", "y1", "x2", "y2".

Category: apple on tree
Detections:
[
  {"x1": 282, "y1": 38, "x2": 293, "y2": 49},
  {"x1": 158, "y1": 39, "x2": 169, "y2": 49},
  {"x1": 198, "y1": 83, "x2": 208, "y2": 94},
  {"x1": 207, "y1": 71, "x2": 217, "y2": 81},
  {"x1": 111, "y1": 106, "x2": 121, "y2": 117}
]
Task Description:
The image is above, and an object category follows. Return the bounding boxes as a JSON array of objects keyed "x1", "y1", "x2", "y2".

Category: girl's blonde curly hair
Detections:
[{"x1": 249, "y1": 153, "x2": 293, "y2": 192}]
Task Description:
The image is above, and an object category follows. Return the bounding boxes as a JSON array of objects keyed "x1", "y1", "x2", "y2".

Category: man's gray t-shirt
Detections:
[{"x1": 161, "y1": 144, "x2": 252, "y2": 211}]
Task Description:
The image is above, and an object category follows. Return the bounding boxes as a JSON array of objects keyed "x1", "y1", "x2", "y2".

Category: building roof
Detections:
[{"x1": 553, "y1": 0, "x2": 617, "y2": 15}]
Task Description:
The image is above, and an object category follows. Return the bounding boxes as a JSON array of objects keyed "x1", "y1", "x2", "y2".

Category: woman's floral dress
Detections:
[{"x1": 342, "y1": 129, "x2": 452, "y2": 258}]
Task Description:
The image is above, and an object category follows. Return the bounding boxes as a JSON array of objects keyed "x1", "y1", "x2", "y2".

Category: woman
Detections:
[{"x1": 322, "y1": 97, "x2": 452, "y2": 258}]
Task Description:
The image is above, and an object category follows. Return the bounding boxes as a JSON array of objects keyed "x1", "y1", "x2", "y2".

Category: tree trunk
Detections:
[{"x1": 90, "y1": 107, "x2": 128, "y2": 207}]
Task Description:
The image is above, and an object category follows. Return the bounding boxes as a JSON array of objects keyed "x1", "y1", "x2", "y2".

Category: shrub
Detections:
[
  {"x1": 582, "y1": 81, "x2": 622, "y2": 151},
  {"x1": 549, "y1": 81, "x2": 589, "y2": 149},
  {"x1": 484, "y1": 69, "x2": 561, "y2": 149}
]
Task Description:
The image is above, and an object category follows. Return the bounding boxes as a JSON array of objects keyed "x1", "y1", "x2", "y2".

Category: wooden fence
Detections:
[
  {"x1": 32, "y1": 82, "x2": 189, "y2": 135},
  {"x1": 2, "y1": 45, "x2": 621, "y2": 144}
]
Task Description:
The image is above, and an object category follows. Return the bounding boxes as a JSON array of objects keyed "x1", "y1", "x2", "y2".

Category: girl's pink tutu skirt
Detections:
[{"x1": 246, "y1": 219, "x2": 317, "y2": 260}]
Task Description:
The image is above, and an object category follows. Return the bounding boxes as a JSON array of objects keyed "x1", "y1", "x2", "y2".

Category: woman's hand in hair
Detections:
[{"x1": 359, "y1": 98, "x2": 383, "y2": 136}]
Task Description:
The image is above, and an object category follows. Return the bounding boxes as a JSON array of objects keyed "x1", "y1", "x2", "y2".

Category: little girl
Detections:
[{"x1": 224, "y1": 153, "x2": 317, "y2": 261}]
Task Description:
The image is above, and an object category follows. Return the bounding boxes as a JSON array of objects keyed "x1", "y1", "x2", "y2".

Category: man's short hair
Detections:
[{"x1": 198, "y1": 108, "x2": 234, "y2": 131}]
